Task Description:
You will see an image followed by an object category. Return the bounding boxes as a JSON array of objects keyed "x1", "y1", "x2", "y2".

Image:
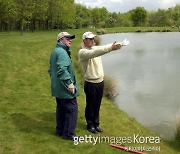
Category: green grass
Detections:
[{"x1": 0, "y1": 29, "x2": 179, "y2": 154}]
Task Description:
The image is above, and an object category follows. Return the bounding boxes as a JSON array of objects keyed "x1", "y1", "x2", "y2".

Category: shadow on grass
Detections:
[
  {"x1": 167, "y1": 139, "x2": 180, "y2": 152},
  {"x1": 11, "y1": 112, "x2": 55, "y2": 135}
]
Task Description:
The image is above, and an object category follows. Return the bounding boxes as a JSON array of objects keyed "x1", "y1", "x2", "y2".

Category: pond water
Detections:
[{"x1": 100, "y1": 32, "x2": 180, "y2": 140}]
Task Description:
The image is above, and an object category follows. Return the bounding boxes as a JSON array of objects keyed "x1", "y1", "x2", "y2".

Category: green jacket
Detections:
[{"x1": 48, "y1": 42, "x2": 79, "y2": 99}]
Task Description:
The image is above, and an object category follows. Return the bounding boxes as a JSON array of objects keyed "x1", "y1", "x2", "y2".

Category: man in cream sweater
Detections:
[{"x1": 78, "y1": 31, "x2": 122, "y2": 133}]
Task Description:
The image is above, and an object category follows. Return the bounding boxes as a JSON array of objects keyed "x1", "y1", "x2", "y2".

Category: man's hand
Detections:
[
  {"x1": 68, "y1": 83, "x2": 75, "y2": 94},
  {"x1": 111, "y1": 41, "x2": 122, "y2": 50}
]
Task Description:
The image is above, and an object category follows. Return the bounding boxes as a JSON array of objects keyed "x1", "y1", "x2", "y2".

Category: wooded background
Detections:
[{"x1": 0, "y1": 0, "x2": 179, "y2": 33}]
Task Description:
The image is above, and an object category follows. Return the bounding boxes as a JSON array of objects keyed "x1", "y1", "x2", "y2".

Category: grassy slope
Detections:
[
  {"x1": 106, "y1": 27, "x2": 180, "y2": 32},
  {"x1": 0, "y1": 28, "x2": 179, "y2": 154}
]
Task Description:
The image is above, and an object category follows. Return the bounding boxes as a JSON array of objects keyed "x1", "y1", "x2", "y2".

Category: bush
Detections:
[
  {"x1": 94, "y1": 36, "x2": 101, "y2": 45},
  {"x1": 175, "y1": 113, "x2": 180, "y2": 146},
  {"x1": 103, "y1": 75, "x2": 119, "y2": 100},
  {"x1": 97, "y1": 29, "x2": 108, "y2": 35}
]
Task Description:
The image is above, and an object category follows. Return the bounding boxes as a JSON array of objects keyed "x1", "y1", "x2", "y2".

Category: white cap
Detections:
[
  {"x1": 82, "y1": 32, "x2": 96, "y2": 40},
  {"x1": 57, "y1": 32, "x2": 75, "y2": 41}
]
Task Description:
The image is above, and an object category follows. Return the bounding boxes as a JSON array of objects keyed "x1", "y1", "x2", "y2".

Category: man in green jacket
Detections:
[{"x1": 48, "y1": 32, "x2": 79, "y2": 140}]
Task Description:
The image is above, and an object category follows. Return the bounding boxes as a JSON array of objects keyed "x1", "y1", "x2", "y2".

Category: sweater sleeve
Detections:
[{"x1": 78, "y1": 44, "x2": 113, "y2": 60}]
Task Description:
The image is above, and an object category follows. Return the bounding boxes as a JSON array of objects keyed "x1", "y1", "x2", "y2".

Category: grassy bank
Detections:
[
  {"x1": 106, "y1": 27, "x2": 180, "y2": 33},
  {"x1": 0, "y1": 29, "x2": 179, "y2": 154}
]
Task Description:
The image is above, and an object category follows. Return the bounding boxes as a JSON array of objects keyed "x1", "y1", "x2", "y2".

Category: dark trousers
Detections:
[
  {"x1": 84, "y1": 81, "x2": 104, "y2": 128},
  {"x1": 55, "y1": 97, "x2": 78, "y2": 137}
]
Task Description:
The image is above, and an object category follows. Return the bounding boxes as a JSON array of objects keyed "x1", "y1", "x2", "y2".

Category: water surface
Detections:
[{"x1": 101, "y1": 32, "x2": 180, "y2": 140}]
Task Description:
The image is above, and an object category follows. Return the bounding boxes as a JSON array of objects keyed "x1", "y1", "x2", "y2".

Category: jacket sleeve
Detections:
[
  {"x1": 56, "y1": 52, "x2": 73, "y2": 85},
  {"x1": 78, "y1": 44, "x2": 112, "y2": 60}
]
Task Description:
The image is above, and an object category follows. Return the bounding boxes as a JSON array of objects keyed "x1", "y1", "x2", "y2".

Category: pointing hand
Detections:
[{"x1": 112, "y1": 41, "x2": 122, "y2": 50}]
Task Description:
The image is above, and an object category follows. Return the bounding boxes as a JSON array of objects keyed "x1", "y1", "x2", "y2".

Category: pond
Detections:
[{"x1": 101, "y1": 32, "x2": 180, "y2": 140}]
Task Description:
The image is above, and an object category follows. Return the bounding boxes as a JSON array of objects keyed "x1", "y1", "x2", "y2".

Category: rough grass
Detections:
[
  {"x1": 103, "y1": 75, "x2": 118, "y2": 100},
  {"x1": 175, "y1": 112, "x2": 180, "y2": 146},
  {"x1": 0, "y1": 29, "x2": 179, "y2": 154}
]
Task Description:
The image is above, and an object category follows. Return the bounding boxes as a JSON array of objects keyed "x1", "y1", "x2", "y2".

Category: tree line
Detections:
[{"x1": 0, "y1": 0, "x2": 180, "y2": 33}]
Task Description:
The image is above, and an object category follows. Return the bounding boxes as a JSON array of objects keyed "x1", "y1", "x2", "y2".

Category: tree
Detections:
[
  {"x1": 0, "y1": 0, "x2": 17, "y2": 31},
  {"x1": 0, "y1": 1, "x2": 179, "y2": 31},
  {"x1": 98, "y1": 7, "x2": 108, "y2": 27},
  {"x1": 148, "y1": 11, "x2": 157, "y2": 27},
  {"x1": 154, "y1": 9, "x2": 169, "y2": 26},
  {"x1": 131, "y1": 6, "x2": 147, "y2": 26},
  {"x1": 172, "y1": 5, "x2": 180, "y2": 26},
  {"x1": 61, "y1": 0, "x2": 75, "y2": 29},
  {"x1": 31, "y1": 0, "x2": 48, "y2": 31},
  {"x1": 91, "y1": 7, "x2": 109, "y2": 28},
  {"x1": 47, "y1": 0, "x2": 75, "y2": 30},
  {"x1": 106, "y1": 12, "x2": 118, "y2": 27},
  {"x1": 116, "y1": 12, "x2": 133, "y2": 27},
  {"x1": 14, "y1": 0, "x2": 34, "y2": 34},
  {"x1": 75, "y1": 4, "x2": 92, "y2": 28},
  {"x1": 91, "y1": 7, "x2": 101, "y2": 28}
]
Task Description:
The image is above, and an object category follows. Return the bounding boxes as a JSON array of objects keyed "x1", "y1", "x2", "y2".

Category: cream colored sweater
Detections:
[{"x1": 78, "y1": 44, "x2": 113, "y2": 83}]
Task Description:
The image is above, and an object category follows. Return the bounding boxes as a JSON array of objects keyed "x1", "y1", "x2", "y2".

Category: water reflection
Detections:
[{"x1": 101, "y1": 32, "x2": 180, "y2": 140}]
